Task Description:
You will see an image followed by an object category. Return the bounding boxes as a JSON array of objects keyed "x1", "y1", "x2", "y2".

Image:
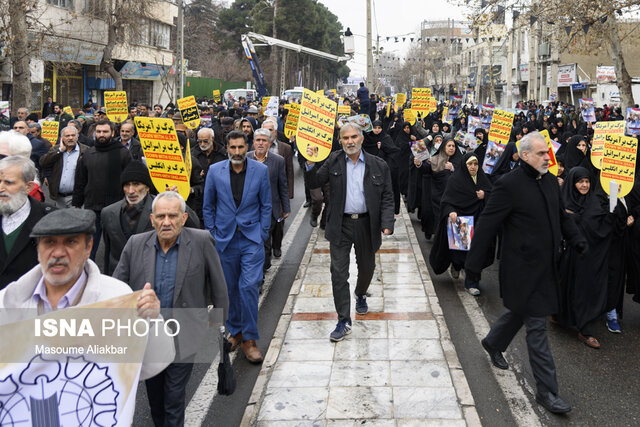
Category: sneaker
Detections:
[
  {"x1": 355, "y1": 293, "x2": 368, "y2": 315},
  {"x1": 467, "y1": 287, "x2": 480, "y2": 296},
  {"x1": 329, "y1": 320, "x2": 352, "y2": 342},
  {"x1": 606, "y1": 318, "x2": 622, "y2": 333},
  {"x1": 449, "y1": 266, "x2": 460, "y2": 280}
]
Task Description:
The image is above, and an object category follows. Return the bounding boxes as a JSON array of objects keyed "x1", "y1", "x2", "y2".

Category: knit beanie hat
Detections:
[{"x1": 120, "y1": 160, "x2": 153, "y2": 188}]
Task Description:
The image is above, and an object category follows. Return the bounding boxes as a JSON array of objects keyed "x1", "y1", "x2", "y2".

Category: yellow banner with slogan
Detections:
[
  {"x1": 104, "y1": 91, "x2": 128, "y2": 123},
  {"x1": 488, "y1": 109, "x2": 514, "y2": 146},
  {"x1": 395, "y1": 93, "x2": 406, "y2": 107},
  {"x1": 63, "y1": 106, "x2": 73, "y2": 116},
  {"x1": 41, "y1": 121, "x2": 59, "y2": 143},
  {"x1": 176, "y1": 96, "x2": 200, "y2": 130},
  {"x1": 212, "y1": 89, "x2": 221, "y2": 103},
  {"x1": 296, "y1": 89, "x2": 336, "y2": 162},
  {"x1": 411, "y1": 88, "x2": 430, "y2": 114},
  {"x1": 600, "y1": 135, "x2": 638, "y2": 197},
  {"x1": 134, "y1": 117, "x2": 190, "y2": 200},
  {"x1": 404, "y1": 108, "x2": 416, "y2": 125},
  {"x1": 591, "y1": 121, "x2": 625, "y2": 169},
  {"x1": 539, "y1": 130, "x2": 559, "y2": 176},
  {"x1": 284, "y1": 103, "x2": 301, "y2": 139}
]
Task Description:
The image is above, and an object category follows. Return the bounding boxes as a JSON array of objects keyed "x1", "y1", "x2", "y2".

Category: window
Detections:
[
  {"x1": 150, "y1": 21, "x2": 171, "y2": 49},
  {"x1": 83, "y1": 0, "x2": 104, "y2": 16},
  {"x1": 47, "y1": 0, "x2": 74, "y2": 9}
]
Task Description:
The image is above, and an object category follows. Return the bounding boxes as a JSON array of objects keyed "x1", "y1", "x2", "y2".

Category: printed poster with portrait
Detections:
[
  {"x1": 579, "y1": 98, "x2": 596, "y2": 123},
  {"x1": 625, "y1": 107, "x2": 640, "y2": 137},
  {"x1": 448, "y1": 216, "x2": 474, "y2": 251}
]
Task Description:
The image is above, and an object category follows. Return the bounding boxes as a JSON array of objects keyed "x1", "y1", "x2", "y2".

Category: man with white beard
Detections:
[{"x1": 0, "y1": 156, "x2": 54, "y2": 288}]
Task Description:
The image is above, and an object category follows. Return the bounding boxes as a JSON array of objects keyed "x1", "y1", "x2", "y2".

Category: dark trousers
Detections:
[
  {"x1": 145, "y1": 361, "x2": 194, "y2": 427},
  {"x1": 263, "y1": 217, "x2": 277, "y2": 271},
  {"x1": 272, "y1": 218, "x2": 284, "y2": 250},
  {"x1": 90, "y1": 209, "x2": 102, "y2": 262},
  {"x1": 484, "y1": 309, "x2": 558, "y2": 395},
  {"x1": 310, "y1": 183, "x2": 330, "y2": 226},
  {"x1": 330, "y1": 216, "x2": 376, "y2": 323}
]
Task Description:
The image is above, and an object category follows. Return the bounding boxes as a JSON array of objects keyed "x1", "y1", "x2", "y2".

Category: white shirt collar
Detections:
[{"x1": 2, "y1": 198, "x2": 31, "y2": 235}]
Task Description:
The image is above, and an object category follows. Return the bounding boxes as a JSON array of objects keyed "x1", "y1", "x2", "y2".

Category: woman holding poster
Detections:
[{"x1": 429, "y1": 152, "x2": 492, "y2": 295}]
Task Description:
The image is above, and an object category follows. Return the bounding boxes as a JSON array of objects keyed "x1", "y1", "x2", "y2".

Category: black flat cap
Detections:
[{"x1": 30, "y1": 209, "x2": 96, "y2": 238}]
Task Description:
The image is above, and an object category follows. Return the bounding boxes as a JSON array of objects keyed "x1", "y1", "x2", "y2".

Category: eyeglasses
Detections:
[
  {"x1": 0, "y1": 154, "x2": 7, "y2": 159},
  {"x1": 197, "y1": 139, "x2": 210, "y2": 144}
]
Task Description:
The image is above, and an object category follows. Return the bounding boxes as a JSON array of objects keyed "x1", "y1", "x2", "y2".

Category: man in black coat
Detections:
[
  {"x1": 0, "y1": 156, "x2": 54, "y2": 288},
  {"x1": 306, "y1": 123, "x2": 395, "y2": 342},
  {"x1": 465, "y1": 131, "x2": 587, "y2": 414},
  {"x1": 192, "y1": 128, "x2": 227, "y2": 179}
]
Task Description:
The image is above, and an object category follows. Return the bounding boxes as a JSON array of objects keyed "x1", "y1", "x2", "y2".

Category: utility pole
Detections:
[
  {"x1": 177, "y1": 0, "x2": 184, "y2": 99},
  {"x1": 271, "y1": 0, "x2": 279, "y2": 96},
  {"x1": 366, "y1": 0, "x2": 373, "y2": 89},
  {"x1": 506, "y1": 13, "x2": 514, "y2": 108}
]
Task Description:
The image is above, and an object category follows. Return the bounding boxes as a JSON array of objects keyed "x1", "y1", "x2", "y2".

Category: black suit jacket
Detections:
[
  {"x1": 276, "y1": 141, "x2": 294, "y2": 199},
  {"x1": 465, "y1": 161, "x2": 586, "y2": 317},
  {"x1": 0, "y1": 198, "x2": 54, "y2": 288},
  {"x1": 307, "y1": 150, "x2": 395, "y2": 251}
]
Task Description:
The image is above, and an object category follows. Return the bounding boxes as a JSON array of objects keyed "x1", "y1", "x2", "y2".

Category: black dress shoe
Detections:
[
  {"x1": 535, "y1": 391, "x2": 571, "y2": 414},
  {"x1": 273, "y1": 248, "x2": 282, "y2": 258},
  {"x1": 481, "y1": 338, "x2": 508, "y2": 370},
  {"x1": 303, "y1": 201, "x2": 311, "y2": 208},
  {"x1": 310, "y1": 216, "x2": 318, "y2": 227}
]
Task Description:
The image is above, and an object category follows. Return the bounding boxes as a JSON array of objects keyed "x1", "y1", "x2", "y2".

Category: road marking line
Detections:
[{"x1": 184, "y1": 203, "x2": 309, "y2": 426}]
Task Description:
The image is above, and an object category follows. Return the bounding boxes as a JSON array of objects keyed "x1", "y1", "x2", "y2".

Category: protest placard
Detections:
[
  {"x1": 395, "y1": 93, "x2": 406, "y2": 107},
  {"x1": 579, "y1": 98, "x2": 596, "y2": 123},
  {"x1": 284, "y1": 103, "x2": 300, "y2": 139},
  {"x1": 479, "y1": 104, "x2": 495, "y2": 131},
  {"x1": 316, "y1": 89, "x2": 325, "y2": 96},
  {"x1": 539, "y1": 129, "x2": 559, "y2": 176},
  {"x1": 345, "y1": 114, "x2": 373, "y2": 132},
  {"x1": 592, "y1": 121, "x2": 625, "y2": 169},
  {"x1": 296, "y1": 89, "x2": 336, "y2": 162},
  {"x1": 410, "y1": 139, "x2": 430, "y2": 162},
  {"x1": 134, "y1": 117, "x2": 190, "y2": 200},
  {"x1": 625, "y1": 107, "x2": 640, "y2": 136},
  {"x1": 104, "y1": 91, "x2": 128, "y2": 123},
  {"x1": 41, "y1": 121, "x2": 59, "y2": 143},
  {"x1": 212, "y1": 89, "x2": 221, "y2": 103},
  {"x1": 428, "y1": 97, "x2": 437, "y2": 113},
  {"x1": 600, "y1": 134, "x2": 638, "y2": 197},
  {"x1": 336, "y1": 105, "x2": 351, "y2": 123},
  {"x1": 264, "y1": 96, "x2": 279, "y2": 117},
  {"x1": 448, "y1": 216, "x2": 474, "y2": 251},
  {"x1": 467, "y1": 116, "x2": 481, "y2": 133},
  {"x1": 176, "y1": 95, "x2": 200, "y2": 130},
  {"x1": 411, "y1": 88, "x2": 430, "y2": 114},
  {"x1": 63, "y1": 106, "x2": 73, "y2": 116},
  {"x1": 442, "y1": 107, "x2": 449, "y2": 123},
  {"x1": 0, "y1": 101, "x2": 8, "y2": 118},
  {"x1": 404, "y1": 108, "x2": 416, "y2": 125},
  {"x1": 386, "y1": 101, "x2": 391, "y2": 117},
  {"x1": 488, "y1": 109, "x2": 514, "y2": 146}
]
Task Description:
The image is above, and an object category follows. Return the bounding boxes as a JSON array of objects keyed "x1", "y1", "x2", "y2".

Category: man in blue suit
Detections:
[{"x1": 203, "y1": 130, "x2": 271, "y2": 363}]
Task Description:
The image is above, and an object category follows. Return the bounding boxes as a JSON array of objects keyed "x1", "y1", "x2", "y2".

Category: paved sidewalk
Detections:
[{"x1": 241, "y1": 206, "x2": 481, "y2": 426}]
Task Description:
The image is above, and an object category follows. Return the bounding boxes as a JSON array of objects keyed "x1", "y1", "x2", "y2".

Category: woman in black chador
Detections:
[{"x1": 429, "y1": 152, "x2": 493, "y2": 295}]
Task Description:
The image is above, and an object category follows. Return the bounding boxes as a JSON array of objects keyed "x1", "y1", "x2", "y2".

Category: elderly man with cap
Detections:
[
  {"x1": 0, "y1": 208, "x2": 175, "y2": 380},
  {"x1": 0, "y1": 156, "x2": 54, "y2": 288},
  {"x1": 101, "y1": 161, "x2": 200, "y2": 275},
  {"x1": 192, "y1": 127, "x2": 227, "y2": 180}
]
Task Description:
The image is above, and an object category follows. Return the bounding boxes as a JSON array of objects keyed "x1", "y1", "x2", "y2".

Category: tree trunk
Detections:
[
  {"x1": 9, "y1": 0, "x2": 32, "y2": 115},
  {"x1": 100, "y1": 10, "x2": 123, "y2": 91},
  {"x1": 270, "y1": 0, "x2": 279, "y2": 96},
  {"x1": 608, "y1": 13, "x2": 634, "y2": 110}
]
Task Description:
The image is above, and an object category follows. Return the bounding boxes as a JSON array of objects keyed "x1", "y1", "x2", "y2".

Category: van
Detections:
[{"x1": 281, "y1": 87, "x2": 304, "y2": 103}]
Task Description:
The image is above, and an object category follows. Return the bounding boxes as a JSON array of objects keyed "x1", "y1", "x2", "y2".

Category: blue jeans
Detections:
[{"x1": 217, "y1": 231, "x2": 264, "y2": 341}]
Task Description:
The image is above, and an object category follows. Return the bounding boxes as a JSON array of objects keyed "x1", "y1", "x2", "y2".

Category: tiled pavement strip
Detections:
[{"x1": 241, "y1": 205, "x2": 482, "y2": 426}]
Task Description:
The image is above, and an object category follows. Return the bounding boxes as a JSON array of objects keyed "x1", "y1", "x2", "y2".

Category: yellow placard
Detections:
[
  {"x1": 284, "y1": 103, "x2": 301, "y2": 139},
  {"x1": 488, "y1": 109, "x2": 514, "y2": 146},
  {"x1": 262, "y1": 97, "x2": 270, "y2": 110},
  {"x1": 411, "y1": 88, "x2": 431, "y2": 113},
  {"x1": 63, "y1": 106, "x2": 73, "y2": 116},
  {"x1": 104, "y1": 91, "x2": 128, "y2": 123},
  {"x1": 41, "y1": 121, "x2": 59, "y2": 143},
  {"x1": 404, "y1": 108, "x2": 416, "y2": 125},
  {"x1": 428, "y1": 97, "x2": 437, "y2": 114},
  {"x1": 295, "y1": 89, "x2": 336, "y2": 162},
  {"x1": 396, "y1": 93, "x2": 406, "y2": 107},
  {"x1": 386, "y1": 101, "x2": 391, "y2": 118},
  {"x1": 600, "y1": 135, "x2": 638, "y2": 197},
  {"x1": 337, "y1": 105, "x2": 351, "y2": 121},
  {"x1": 316, "y1": 89, "x2": 325, "y2": 96},
  {"x1": 185, "y1": 139, "x2": 192, "y2": 178},
  {"x1": 212, "y1": 89, "x2": 221, "y2": 103},
  {"x1": 539, "y1": 130, "x2": 559, "y2": 176},
  {"x1": 591, "y1": 121, "x2": 625, "y2": 169},
  {"x1": 330, "y1": 89, "x2": 337, "y2": 97},
  {"x1": 134, "y1": 117, "x2": 190, "y2": 200},
  {"x1": 176, "y1": 95, "x2": 200, "y2": 129},
  {"x1": 442, "y1": 106, "x2": 449, "y2": 123}
]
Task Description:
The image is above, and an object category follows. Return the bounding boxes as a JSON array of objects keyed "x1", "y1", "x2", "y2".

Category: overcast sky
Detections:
[{"x1": 317, "y1": 0, "x2": 471, "y2": 77}]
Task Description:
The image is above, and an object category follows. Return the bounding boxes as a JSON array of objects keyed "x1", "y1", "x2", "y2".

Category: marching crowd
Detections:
[{"x1": 1, "y1": 85, "x2": 640, "y2": 420}]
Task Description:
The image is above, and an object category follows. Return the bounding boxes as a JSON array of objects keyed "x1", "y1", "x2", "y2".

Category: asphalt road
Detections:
[{"x1": 408, "y1": 214, "x2": 640, "y2": 427}]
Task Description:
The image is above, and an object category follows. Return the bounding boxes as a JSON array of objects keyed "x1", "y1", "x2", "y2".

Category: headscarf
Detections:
[
  {"x1": 562, "y1": 166, "x2": 591, "y2": 214},
  {"x1": 564, "y1": 135, "x2": 589, "y2": 170},
  {"x1": 428, "y1": 137, "x2": 462, "y2": 173},
  {"x1": 490, "y1": 141, "x2": 519, "y2": 177},
  {"x1": 440, "y1": 152, "x2": 492, "y2": 217}
]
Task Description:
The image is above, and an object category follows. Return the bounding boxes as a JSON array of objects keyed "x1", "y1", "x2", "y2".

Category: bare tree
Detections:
[{"x1": 5, "y1": 0, "x2": 32, "y2": 115}]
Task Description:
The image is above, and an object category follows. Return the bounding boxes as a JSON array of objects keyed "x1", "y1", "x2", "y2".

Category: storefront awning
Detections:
[
  {"x1": 119, "y1": 62, "x2": 168, "y2": 80},
  {"x1": 37, "y1": 34, "x2": 104, "y2": 66}
]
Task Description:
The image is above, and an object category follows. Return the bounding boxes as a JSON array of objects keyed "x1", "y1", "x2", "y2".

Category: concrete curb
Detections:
[
  {"x1": 402, "y1": 206, "x2": 481, "y2": 427},
  {"x1": 239, "y1": 229, "x2": 319, "y2": 427}
]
